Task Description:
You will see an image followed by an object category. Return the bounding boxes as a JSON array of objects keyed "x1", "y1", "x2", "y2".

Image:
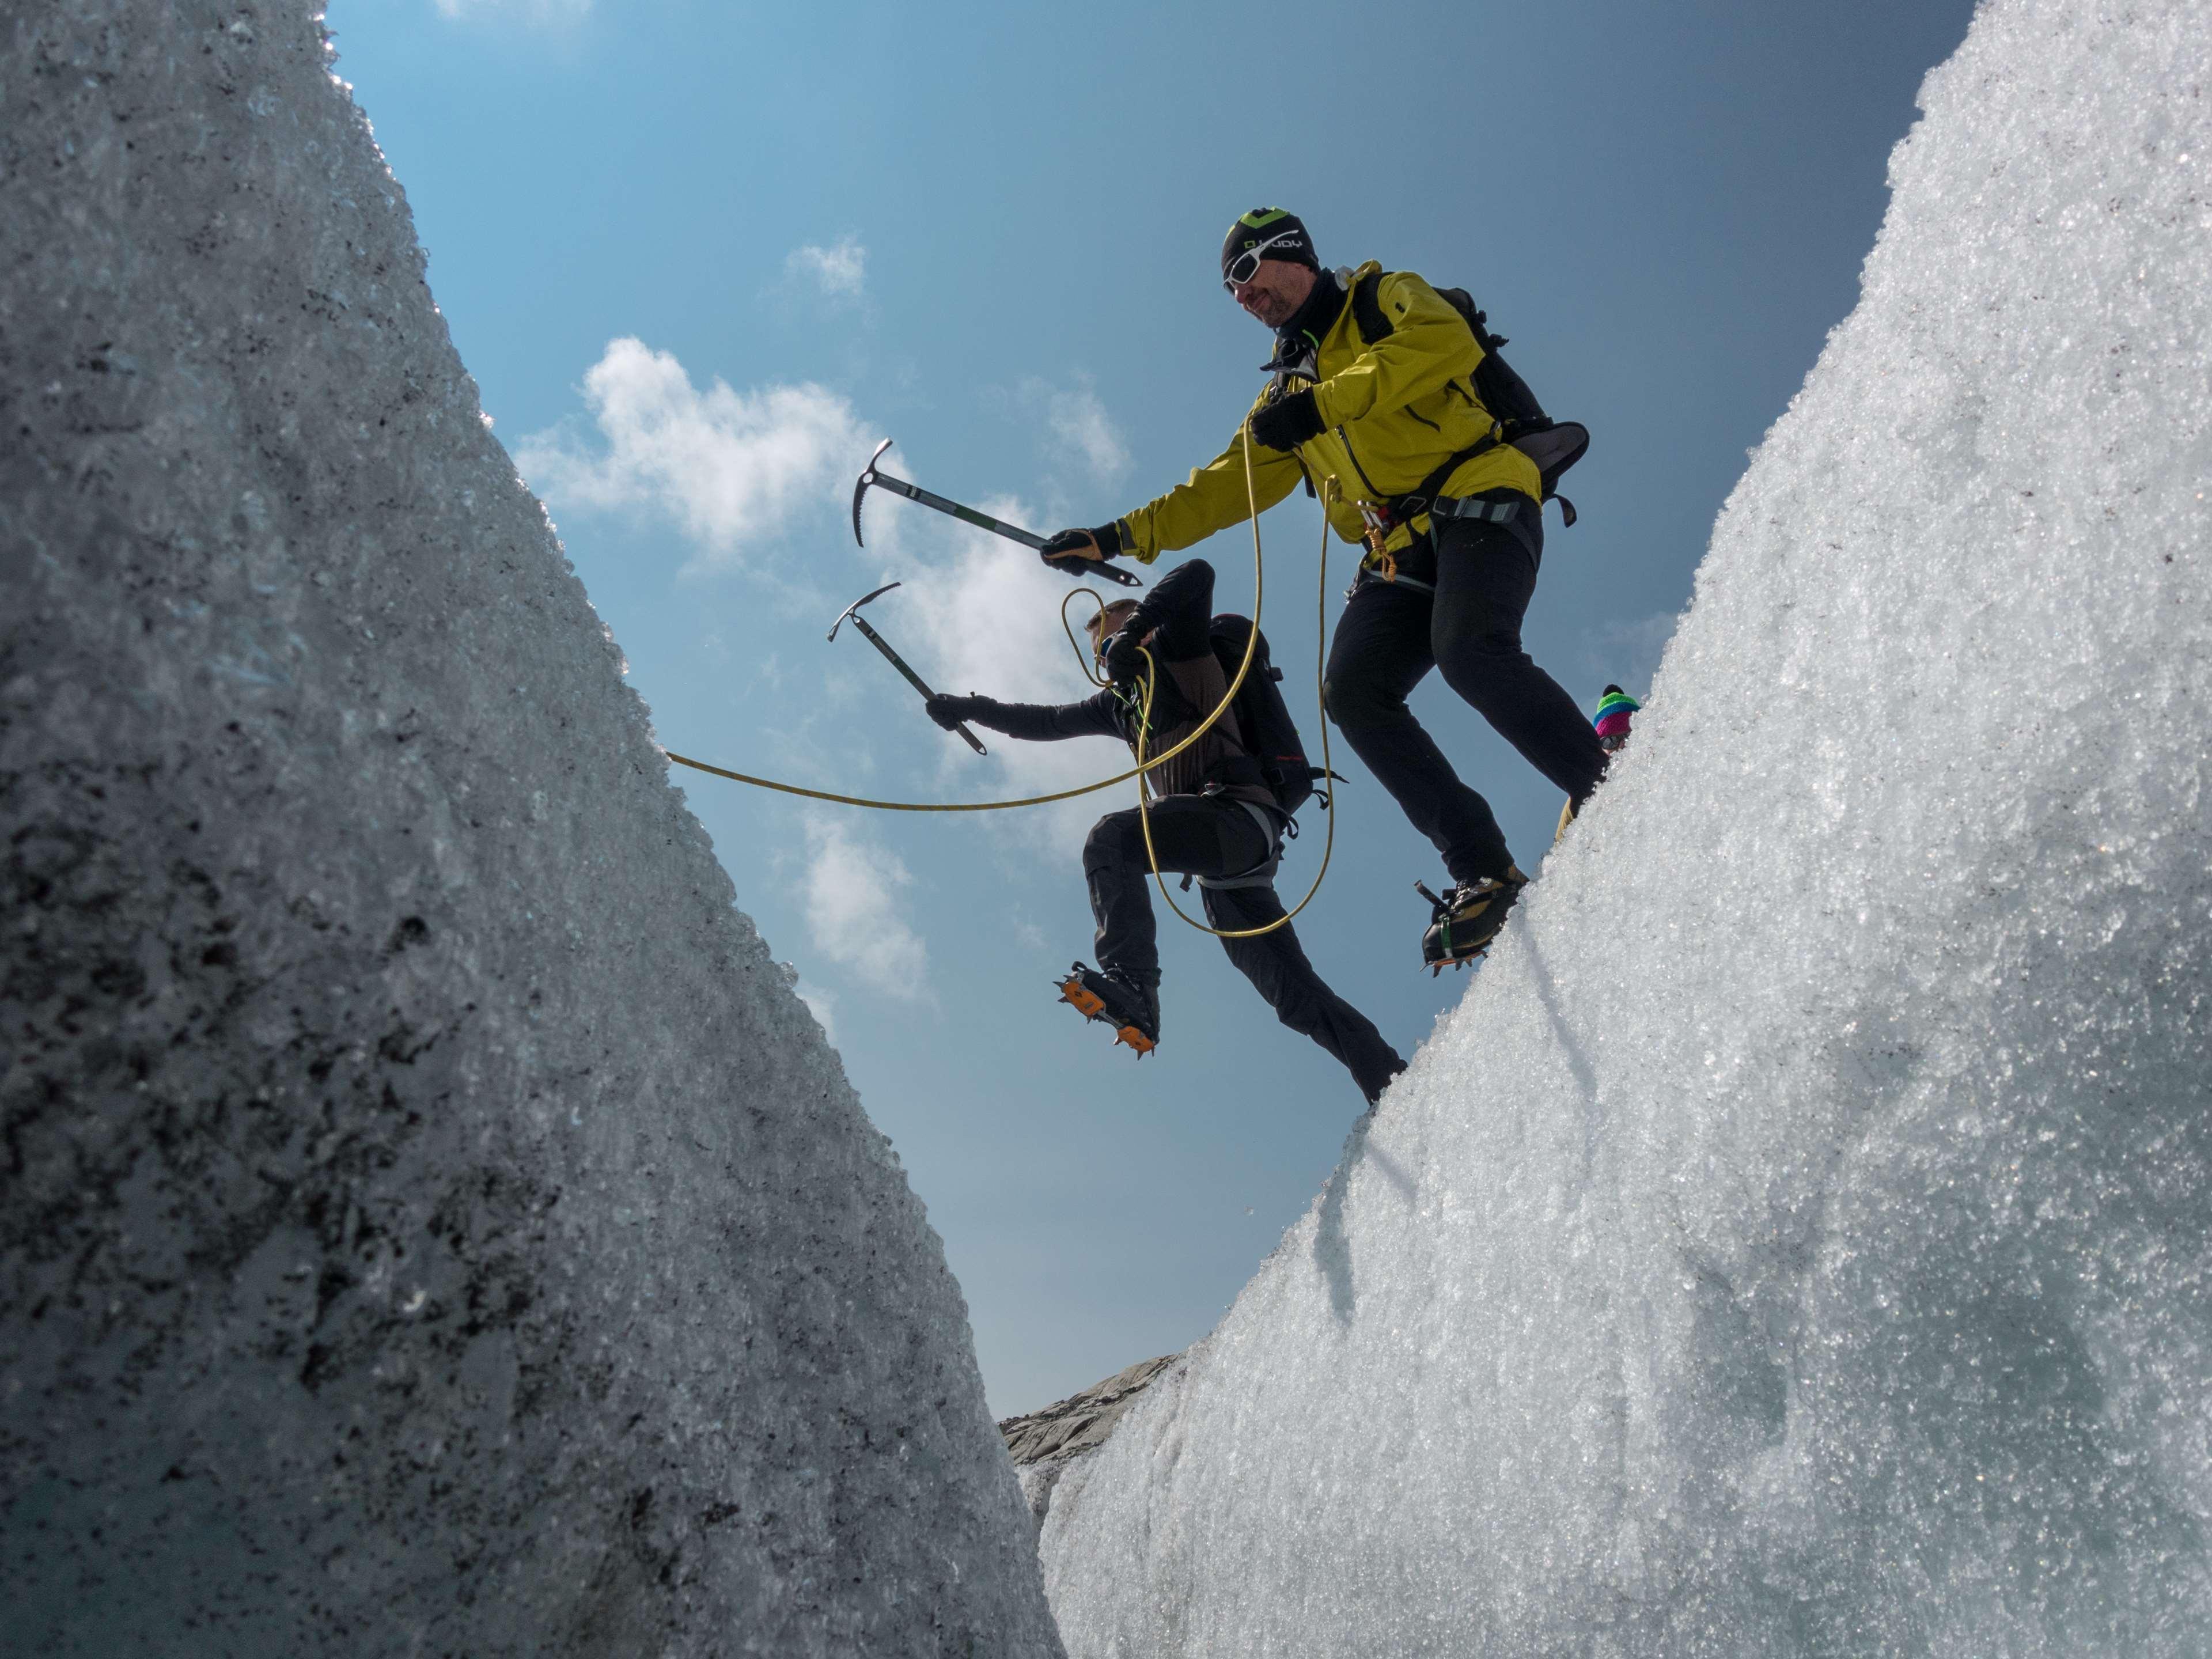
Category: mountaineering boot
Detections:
[
  {"x1": 1415, "y1": 868, "x2": 1529, "y2": 974},
  {"x1": 1556, "y1": 684, "x2": 1643, "y2": 843},
  {"x1": 1055, "y1": 961, "x2": 1161, "y2": 1055}
]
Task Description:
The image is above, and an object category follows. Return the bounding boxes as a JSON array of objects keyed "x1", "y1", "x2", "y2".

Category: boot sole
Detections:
[{"x1": 1055, "y1": 969, "x2": 1157, "y2": 1056}]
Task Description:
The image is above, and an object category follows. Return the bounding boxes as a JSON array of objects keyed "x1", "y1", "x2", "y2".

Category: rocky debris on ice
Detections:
[
  {"x1": 0, "y1": 5, "x2": 1060, "y2": 1654},
  {"x1": 999, "y1": 1355, "x2": 1181, "y2": 1524}
]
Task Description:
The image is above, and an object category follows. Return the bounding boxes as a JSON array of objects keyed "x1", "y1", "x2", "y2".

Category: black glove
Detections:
[
  {"x1": 925, "y1": 693, "x2": 986, "y2": 732},
  {"x1": 1101, "y1": 626, "x2": 1148, "y2": 685},
  {"x1": 1040, "y1": 521, "x2": 1123, "y2": 575},
  {"x1": 1249, "y1": 387, "x2": 1323, "y2": 452}
]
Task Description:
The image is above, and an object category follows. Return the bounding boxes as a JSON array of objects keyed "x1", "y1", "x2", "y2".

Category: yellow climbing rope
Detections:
[
  {"x1": 1129, "y1": 480, "x2": 1338, "y2": 941},
  {"x1": 662, "y1": 425, "x2": 1274, "y2": 811}
]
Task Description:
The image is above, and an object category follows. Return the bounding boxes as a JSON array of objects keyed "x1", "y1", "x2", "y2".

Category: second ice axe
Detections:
[
  {"x1": 850, "y1": 439, "x2": 1143, "y2": 588},
  {"x1": 827, "y1": 582, "x2": 987, "y2": 756}
]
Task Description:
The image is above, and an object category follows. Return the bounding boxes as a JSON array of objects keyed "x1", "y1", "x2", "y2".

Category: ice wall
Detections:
[
  {"x1": 0, "y1": 5, "x2": 1060, "y2": 1654},
  {"x1": 1037, "y1": 1, "x2": 2212, "y2": 1653}
]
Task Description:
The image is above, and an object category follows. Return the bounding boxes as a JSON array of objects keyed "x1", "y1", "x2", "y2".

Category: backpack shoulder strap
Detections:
[{"x1": 1349, "y1": 269, "x2": 1394, "y2": 344}]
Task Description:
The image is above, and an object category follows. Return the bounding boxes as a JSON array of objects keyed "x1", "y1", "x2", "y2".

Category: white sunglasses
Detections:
[{"x1": 1222, "y1": 228, "x2": 1308, "y2": 291}]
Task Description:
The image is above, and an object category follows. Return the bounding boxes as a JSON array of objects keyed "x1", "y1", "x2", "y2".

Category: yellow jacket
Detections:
[{"x1": 1115, "y1": 262, "x2": 1540, "y2": 565}]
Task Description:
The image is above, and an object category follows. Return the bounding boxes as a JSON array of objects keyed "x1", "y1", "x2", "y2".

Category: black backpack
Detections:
[
  {"x1": 1208, "y1": 614, "x2": 1318, "y2": 817},
  {"x1": 1353, "y1": 271, "x2": 1590, "y2": 525}
]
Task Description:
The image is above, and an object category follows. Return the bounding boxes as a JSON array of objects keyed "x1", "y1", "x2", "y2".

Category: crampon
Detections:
[
  {"x1": 1415, "y1": 869, "x2": 1528, "y2": 975},
  {"x1": 1055, "y1": 961, "x2": 1158, "y2": 1056}
]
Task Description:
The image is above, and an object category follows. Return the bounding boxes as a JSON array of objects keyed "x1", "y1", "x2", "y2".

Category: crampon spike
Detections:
[{"x1": 1055, "y1": 969, "x2": 1107, "y2": 1021}]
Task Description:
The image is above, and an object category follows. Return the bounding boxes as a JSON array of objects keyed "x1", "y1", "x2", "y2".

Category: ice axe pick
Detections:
[
  {"x1": 827, "y1": 582, "x2": 987, "y2": 756},
  {"x1": 850, "y1": 439, "x2": 1142, "y2": 588}
]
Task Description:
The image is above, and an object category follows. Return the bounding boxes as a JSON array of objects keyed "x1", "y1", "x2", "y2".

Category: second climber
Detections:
[{"x1": 923, "y1": 557, "x2": 1405, "y2": 1104}]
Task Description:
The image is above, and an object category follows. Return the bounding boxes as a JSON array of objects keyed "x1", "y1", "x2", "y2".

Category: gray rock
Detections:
[
  {"x1": 999, "y1": 1356, "x2": 1180, "y2": 1528},
  {"x1": 0, "y1": 5, "x2": 1061, "y2": 1654}
]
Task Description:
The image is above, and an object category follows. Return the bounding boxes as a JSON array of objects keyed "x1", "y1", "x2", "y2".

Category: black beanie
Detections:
[{"x1": 1221, "y1": 207, "x2": 1320, "y2": 282}]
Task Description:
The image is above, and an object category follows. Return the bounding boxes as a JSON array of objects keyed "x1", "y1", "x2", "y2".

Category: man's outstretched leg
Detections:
[
  {"x1": 1323, "y1": 575, "x2": 1531, "y2": 969},
  {"x1": 1206, "y1": 881, "x2": 1406, "y2": 1103},
  {"x1": 1322, "y1": 580, "x2": 1514, "y2": 885},
  {"x1": 1429, "y1": 493, "x2": 1607, "y2": 808},
  {"x1": 1072, "y1": 798, "x2": 1272, "y2": 1051}
]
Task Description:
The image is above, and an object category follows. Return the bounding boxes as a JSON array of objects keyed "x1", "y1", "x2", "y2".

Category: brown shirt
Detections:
[{"x1": 1134, "y1": 651, "x2": 1276, "y2": 811}]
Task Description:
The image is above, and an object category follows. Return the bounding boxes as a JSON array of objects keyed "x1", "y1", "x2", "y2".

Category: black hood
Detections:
[{"x1": 1265, "y1": 267, "x2": 1345, "y2": 374}]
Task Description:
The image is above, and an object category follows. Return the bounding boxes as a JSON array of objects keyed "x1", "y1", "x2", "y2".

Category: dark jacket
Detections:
[{"x1": 956, "y1": 560, "x2": 1274, "y2": 809}]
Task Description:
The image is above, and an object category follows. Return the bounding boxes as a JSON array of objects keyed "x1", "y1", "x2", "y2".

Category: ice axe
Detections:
[
  {"x1": 827, "y1": 582, "x2": 987, "y2": 756},
  {"x1": 850, "y1": 438, "x2": 1143, "y2": 588}
]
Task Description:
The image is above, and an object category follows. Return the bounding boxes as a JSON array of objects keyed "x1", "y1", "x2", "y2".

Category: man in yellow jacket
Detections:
[{"x1": 1039, "y1": 208, "x2": 1607, "y2": 966}]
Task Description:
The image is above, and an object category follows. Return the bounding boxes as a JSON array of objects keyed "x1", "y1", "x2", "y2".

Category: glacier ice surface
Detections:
[
  {"x1": 1036, "y1": 0, "x2": 2212, "y2": 1653},
  {"x1": 0, "y1": 3, "x2": 1059, "y2": 1654}
]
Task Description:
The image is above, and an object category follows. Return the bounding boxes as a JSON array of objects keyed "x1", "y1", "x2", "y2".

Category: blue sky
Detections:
[{"x1": 329, "y1": 0, "x2": 1975, "y2": 1415}]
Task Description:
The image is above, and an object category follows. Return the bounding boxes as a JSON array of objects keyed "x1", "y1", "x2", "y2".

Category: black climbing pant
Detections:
[
  {"x1": 1200, "y1": 881, "x2": 1407, "y2": 1105},
  {"x1": 1323, "y1": 491, "x2": 1605, "y2": 885},
  {"x1": 1083, "y1": 796, "x2": 1407, "y2": 1104}
]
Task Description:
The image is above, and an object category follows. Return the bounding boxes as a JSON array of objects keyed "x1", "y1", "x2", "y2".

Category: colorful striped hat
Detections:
[{"x1": 1592, "y1": 684, "x2": 1639, "y2": 745}]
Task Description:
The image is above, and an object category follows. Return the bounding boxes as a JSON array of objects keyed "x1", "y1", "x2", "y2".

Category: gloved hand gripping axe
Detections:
[
  {"x1": 827, "y1": 582, "x2": 987, "y2": 756},
  {"x1": 851, "y1": 438, "x2": 1143, "y2": 588}
]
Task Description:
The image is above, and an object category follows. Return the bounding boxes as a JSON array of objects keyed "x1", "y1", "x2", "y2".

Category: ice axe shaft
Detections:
[
  {"x1": 827, "y1": 582, "x2": 987, "y2": 756},
  {"x1": 851, "y1": 439, "x2": 1142, "y2": 588}
]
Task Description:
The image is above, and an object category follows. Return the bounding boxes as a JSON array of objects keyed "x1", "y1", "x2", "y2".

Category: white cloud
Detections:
[
  {"x1": 516, "y1": 331, "x2": 1143, "y2": 867},
  {"x1": 802, "y1": 817, "x2": 929, "y2": 998},
  {"x1": 513, "y1": 338, "x2": 870, "y2": 570},
  {"x1": 786, "y1": 236, "x2": 868, "y2": 299},
  {"x1": 433, "y1": 0, "x2": 590, "y2": 22},
  {"x1": 876, "y1": 491, "x2": 1140, "y2": 854},
  {"x1": 1042, "y1": 382, "x2": 1130, "y2": 484}
]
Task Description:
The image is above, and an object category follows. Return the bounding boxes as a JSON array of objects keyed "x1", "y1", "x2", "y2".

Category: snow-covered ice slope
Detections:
[
  {"x1": 0, "y1": 5, "x2": 1059, "y2": 1655},
  {"x1": 1038, "y1": 2, "x2": 2212, "y2": 1653}
]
